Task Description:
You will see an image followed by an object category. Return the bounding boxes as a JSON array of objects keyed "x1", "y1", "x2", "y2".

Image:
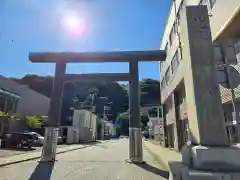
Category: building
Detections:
[
  {"x1": 145, "y1": 106, "x2": 164, "y2": 142},
  {"x1": 160, "y1": 0, "x2": 240, "y2": 151},
  {"x1": 103, "y1": 120, "x2": 116, "y2": 139},
  {"x1": 66, "y1": 109, "x2": 97, "y2": 144},
  {"x1": 0, "y1": 75, "x2": 50, "y2": 116},
  {"x1": 148, "y1": 117, "x2": 163, "y2": 139},
  {"x1": 0, "y1": 75, "x2": 50, "y2": 136}
]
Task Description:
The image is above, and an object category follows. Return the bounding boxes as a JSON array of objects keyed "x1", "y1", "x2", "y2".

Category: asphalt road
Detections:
[{"x1": 0, "y1": 139, "x2": 168, "y2": 180}]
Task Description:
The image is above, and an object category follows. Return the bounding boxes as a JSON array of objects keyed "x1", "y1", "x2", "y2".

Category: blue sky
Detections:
[{"x1": 0, "y1": 0, "x2": 171, "y2": 81}]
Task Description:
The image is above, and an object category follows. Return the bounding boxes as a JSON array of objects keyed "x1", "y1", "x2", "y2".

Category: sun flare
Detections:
[{"x1": 62, "y1": 14, "x2": 86, "y2": 36}]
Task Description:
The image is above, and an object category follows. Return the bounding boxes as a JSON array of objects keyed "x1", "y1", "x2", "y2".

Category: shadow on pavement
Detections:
[
  {"x1": 95, "y1": 143, "x2": 107, "y2": 148},
  {"x1": 79, "y1": 140, "x2": 101, "y2": 145},
  {"x1": 135, "y1": 163, "x2": 169, "y2": 179},
  {"x1": 28, "y1": 162, "x2": 55, "y2": 180},
  {"x1": 80, "y1": 140, "x2": 108, "y2": 148}
]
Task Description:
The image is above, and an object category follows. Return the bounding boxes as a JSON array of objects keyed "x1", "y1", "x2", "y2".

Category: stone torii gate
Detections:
[{"x1": 29, "y1": 50, "x2": 166, "y2": 163}]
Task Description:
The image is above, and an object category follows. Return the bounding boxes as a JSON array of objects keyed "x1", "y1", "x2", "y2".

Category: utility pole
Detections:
[
  {"x1": 100, "y1": 97, "x2": 113, "y2": 140},
  {"x1": 89, "y1": 93, "x2": 97, "y2": 136}
]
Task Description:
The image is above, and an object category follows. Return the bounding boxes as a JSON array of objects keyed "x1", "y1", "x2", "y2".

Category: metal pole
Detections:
[
  {"x1": 12, "y1": 99, "x2": 16, "y2": 113},
  {"x1": 102, "y1": 100, "x2": 110, "y2": 140},
  {"x1": 102, "y1": 120, "x2": 105, "y2": 140},
  {"x1": 41, "y1": 62, "x2": 66, "y2": 162},
  {"x1": 4, "y1": 98, "x2": 7, "y2": 112},
  {"x1": 129, "y1": 61, "x2": 143, "y2": 163},
  {"x1": 89, "y1": 94, "x2": 95, "y2": 139}
]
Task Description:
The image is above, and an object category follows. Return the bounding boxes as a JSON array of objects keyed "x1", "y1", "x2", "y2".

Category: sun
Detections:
[
  {"x1": 62, "y1": 14, "x2": 86, "y2": 36},
  {"x1": 66, "y1": 16, "x2": 81, "y2": 29}
]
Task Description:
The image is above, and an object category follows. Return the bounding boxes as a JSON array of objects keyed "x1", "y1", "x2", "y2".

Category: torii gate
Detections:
[{"x1": 29, "y1": 50, "x2": 166, "y2": 163}]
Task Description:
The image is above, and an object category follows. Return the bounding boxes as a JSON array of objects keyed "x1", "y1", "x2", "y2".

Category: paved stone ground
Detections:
[
  {"x1": 0, "y1": 147, "x2": 41, "y2": 158},
  {"x1": 0, "y1": 139, "x2": 168, "y2": 180},
  {"x1": 144, "y1": 140, "x2": 181, "y2": 171}
]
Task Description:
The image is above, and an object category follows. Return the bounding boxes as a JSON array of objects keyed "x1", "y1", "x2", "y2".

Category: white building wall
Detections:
[{"x1": 67, "y1": 109, "x2": 97, "y2": 144}]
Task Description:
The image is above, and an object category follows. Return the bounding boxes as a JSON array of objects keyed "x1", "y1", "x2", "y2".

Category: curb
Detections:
[
  {"x1": 0, "y1": 156, "x2": 41, "y2": 168},
  {"x1": 143, "y1": 141, "x2": 169, "y2": 171},
  {"x1": 0, "y1": 144, "x2": 91, "y2": 167}
]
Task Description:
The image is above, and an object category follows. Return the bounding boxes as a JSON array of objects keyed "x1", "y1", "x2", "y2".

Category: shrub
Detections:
[{"x1": 25, "y1": 116, "x2": 48, "y2": 128}]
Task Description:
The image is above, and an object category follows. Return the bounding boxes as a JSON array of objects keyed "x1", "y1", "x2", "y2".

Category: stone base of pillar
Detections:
[
  {"x1": 169, "y1": 144, "x2": 240, "y2": 180},
  {"x1": 178, "y1": 165, "x2": 240, "y2": 180},
  {"x1": 40, "y1": 127, "x2": 59, "y2": 162},
  {"x1": 129, "y1": 128, "x2": 143, "y2": 163}
]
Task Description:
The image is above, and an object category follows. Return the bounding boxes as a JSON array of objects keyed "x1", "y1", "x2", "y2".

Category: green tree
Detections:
[
  {"x1": 24, "y1": 116, "x2": 48, "y2": 128},
  {"x1": 140, "y1": 78, "x2": 160, "y2": 105},
  {"x1": 115, "y1": 109, "x2": 152, "y2": 135},
  {"x1": 115, "y1": 112, "x2": 129, "y2": 136},
  {"x1": 11, "y1": 75, "x2": 53, "y2": 98}
]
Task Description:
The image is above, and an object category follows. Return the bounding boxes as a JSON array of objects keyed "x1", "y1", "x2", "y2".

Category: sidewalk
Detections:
[
  {"x1": 0, "y1": 142, "x2": 98, "y2": 167},
  {"x1": 144, "y1": 140, "x2": 181, "y2": 171}
]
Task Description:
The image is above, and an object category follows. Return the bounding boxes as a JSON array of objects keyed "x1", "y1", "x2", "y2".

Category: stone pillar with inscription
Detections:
[{"x1": 169, "y1": 6, "x2": 240, "y2": 180}]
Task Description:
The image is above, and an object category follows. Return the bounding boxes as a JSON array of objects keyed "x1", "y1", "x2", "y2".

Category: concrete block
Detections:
[
  {"x1": 169, "y1": 163, "x2": 240, "y2": 180},
  {"x1": 181, "y1": 144, "x2": 192, "y2": 166},
  {"x1": 181, "y1": 165, "x2": 232, "y2": 180},
  {"x1": 231, "y1": 173, "x2": 240, "y2": 180},
  {"x1": 191, "y1": 145, "x2": 240, "y2": 171},
  {"x1": 168, "y1": 161, "x2": 183, "y2": 180}
]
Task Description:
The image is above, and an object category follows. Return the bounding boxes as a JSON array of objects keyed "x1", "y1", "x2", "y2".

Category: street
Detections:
[{"x1": 0, "y1": 139, "x2": 168, "y2": 180}]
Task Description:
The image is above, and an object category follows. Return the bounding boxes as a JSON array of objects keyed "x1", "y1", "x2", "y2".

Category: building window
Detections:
[
  {"x1": 234, "y1": 40, "x2": 240, "y2": 62},
  {"x1": 209, "y1": 0, "x2": 216, "y2": 9},
  {"x1": 171, "y1": 50, "x2": 180, "y2": 75},
  {"x1": 213, "y1": 44, "x2": 225, "y2": 65},
  {"x1": 176, "y1": 0, "x2": 185, "y2": 24},
  {"x1": 165, "y1": 42, "x2": 169, "y2": 54},
  {"x1": 165, "y1": 67, "x2": 171, "y2": 85},
  {"x1": 200, "y1": 0, "x2": 208, "y2": 6},
  {"x1": 171, "y1": 61, "x2": 174, "y2": 75},
  {"x1": 236, "y1": 52, "x2": 240, "y2": 62},
  {"x1": 169, "y1": 22, "x2": 177, "y2": 46},
  {"x1": 161, "y1": 77, "x2": 166, "y2": 91},
  {"x1": 200, "y1": 0, "x2": 216, "y2": 10},
  {"x1": 0, "y1": 89, "x2": 20, "y2": 113}
]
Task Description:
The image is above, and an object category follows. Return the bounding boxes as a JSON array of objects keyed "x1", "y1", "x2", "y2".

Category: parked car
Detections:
[
  {"x1": 1, "y1": 132, "x2": 37, "y2": 149},
  {"x1": 28, "y1": 132, "x2": 63, "y2": 146},
  {"x1": 28, "y1": 132, "x2": 44, "y2": 146},
  {"x1": 58, "y1": 136, "x2": 63, "y2": 144},
  {"x1": 141, "y1": 131, "x2": 149, "y2": 139}
]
